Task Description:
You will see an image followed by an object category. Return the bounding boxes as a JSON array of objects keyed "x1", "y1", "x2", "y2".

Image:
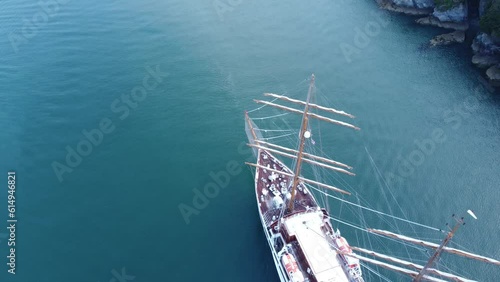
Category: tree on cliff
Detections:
[
  {"x1": 480, "y1": 0, "x2": 500, "y2": 36},
  {"x1": 434, "y1": 0, "x2": 464, "y2": 11}
]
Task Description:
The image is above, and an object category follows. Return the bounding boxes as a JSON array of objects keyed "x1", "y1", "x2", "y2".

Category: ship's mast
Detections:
[
  {"x1": 413, "y1": 215, "x2": 465, "y2": 282},
  {"x1": 288, "y1": 74, "x2": 315, "y2": 211}
]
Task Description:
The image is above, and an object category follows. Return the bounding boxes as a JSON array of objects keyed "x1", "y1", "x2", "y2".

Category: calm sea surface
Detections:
[{"x1": 0, "y1": 0, "x2": 499, "y2": 281}]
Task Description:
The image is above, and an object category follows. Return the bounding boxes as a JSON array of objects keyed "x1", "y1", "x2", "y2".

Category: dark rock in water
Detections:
[
  {"x1": 472, "y1": 54, "x2": 500, "y2": 68},
  {"x1": 486, "y1": 65, "x2": 500, "y2": 86},
  {"x1": 416, "y1": 16, "x2": 469, "y2": 30},
  {"x1": 430, "y1": 31, "x2": 466, "y2": 46},
  {"x1": 472, "y1": 33, "x2": 500, "y2": 55}
]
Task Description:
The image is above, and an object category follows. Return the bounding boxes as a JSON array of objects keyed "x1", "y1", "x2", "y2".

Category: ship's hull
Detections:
[
  {"x1": 256, "y1": 204, "x2": 289, "y2": 282},
  {"x1": 245, "y1": 108, "x2": 362, "y2": 282},
  {"x1": 253, "y1": 148, "x2": 363, "y2": 282},
  {"x1": 253, "y1": 149, "x2": 310, "y2": 282}
]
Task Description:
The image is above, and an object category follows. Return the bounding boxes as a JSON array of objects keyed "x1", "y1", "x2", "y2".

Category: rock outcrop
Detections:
[
  {"x1": 417, "y1": 1, "x2": 468, "y2": 29},
  {"x1": 391, "y1": 0, "x2": 435, "y2": 8},
  {"x1": 472, "y1": 33, "x2": 500, "y2": 71},
  {"x1": 432, "y1": 3, "x2": 467, "y2": 22},
  {"x1": 430, "y1": 31, "x2": 465, "y2": 46},
  {"x1": 416, "y1": 15, "x2": 469, "y2": 30},
  {"x1": 472, "y1": 55, "x2": 500, "y2": 68},
  {"x1": 472, "y1": 33, "x2": 500, "y2": 55},
  {"x1": 377, "y1": 0, "x2": 433, "y2": 15},
  {"x1": 486, "y1": 65, "x2": 500, "y2": 86},
  {"x1": 377, "y1": 0, "x2": 500, "y2": 87}
]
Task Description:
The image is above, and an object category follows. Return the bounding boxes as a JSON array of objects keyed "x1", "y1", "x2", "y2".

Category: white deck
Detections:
[{"x1": 284, "y1": 211, "x2": 349, "y2": 282}]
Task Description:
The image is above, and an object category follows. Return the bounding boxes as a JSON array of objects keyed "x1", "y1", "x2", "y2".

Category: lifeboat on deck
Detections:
[
  {"x1": 334, "y1": 235, "x2": 362, "y2": 279},
  {"x1": 281, "y1": 253, "x2": 305, "y2": 282}
]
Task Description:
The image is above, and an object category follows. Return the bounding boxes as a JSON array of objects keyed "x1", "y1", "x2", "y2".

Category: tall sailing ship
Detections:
[{"x1": 244, "y1": 74, "x2": 499, "y2": 282}]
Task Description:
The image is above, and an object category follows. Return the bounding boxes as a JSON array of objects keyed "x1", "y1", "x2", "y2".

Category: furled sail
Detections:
[
  {"x1": 264, "y1": 93, "x2": 355, "y2": 118},
  {"x1": 247, "y1": 143, "x2": 354, "y2": 176},
  {"x1": 344, "y1": 252, "x2": 447, "y2": 282},
  {"x1": 253, "y1": 99, "x2": 360, "y2": 130},
  {"x1": 368, "y1": 229, "x2": 500, "y2": 266},
  {"x1": 255, "y1": 140, "x2": 352, "y2": 169},
  {"x1": 352, "y1": 246, "x2": 476, "y2": 282}
]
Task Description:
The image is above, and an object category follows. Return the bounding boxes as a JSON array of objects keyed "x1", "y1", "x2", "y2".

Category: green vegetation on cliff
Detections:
[
  {"x1": 480, "y1": 1, "x2": 500, "y2": 36},
  {"x1": 434, "y1": 0, "x2": 464, "y2": 11}
]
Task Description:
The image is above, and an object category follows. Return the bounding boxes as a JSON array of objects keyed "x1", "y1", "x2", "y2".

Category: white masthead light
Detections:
[{"x1": 304, "y1": 131, "x2": 311, "y2": 139}]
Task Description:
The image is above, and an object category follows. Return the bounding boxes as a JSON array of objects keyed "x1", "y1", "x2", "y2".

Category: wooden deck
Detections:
[{"x1": 255, "y1": 150, "x2": 318, "y2": 229}]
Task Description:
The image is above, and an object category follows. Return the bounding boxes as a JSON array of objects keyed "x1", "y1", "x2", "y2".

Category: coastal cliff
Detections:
[{"x1": 377, "y1": 0, "x2": 500, "y2": 87}]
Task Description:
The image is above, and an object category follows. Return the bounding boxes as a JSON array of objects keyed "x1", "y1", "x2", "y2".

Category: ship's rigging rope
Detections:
[
  {"x1": 243, "y1": 78, "x2": 500, "y2": 281},
  {"x1": 302, "y1": 212, "x2": 429, "y2": 282},
  {"x1": 310, "y1": 93, "x2": 331, "y2": 214},
  {"x1": 361, "y1": 263, "x2": 392, "y2": 282},
  {"x1": 306, "y1": 84, "x2": 433, "y2": 266},
  {"x1": 364, "y1": 146, "x2": 420, "y2": 235},
  {"x1": 248, "y1": 86, "x2": 445, "y2": 234},
  {"x1": 248, "y1": 77, "x2": 309, "y2": 114},
  {"x1": 247, "y1": 96, "x2": 280, "y2": 113},
  {"x1": 326, "y1": 215, "x2": 428, "y2": 253},
  {"x1": 356, "y1": 195, "x2": 378, "y2": 271},
  {"x1": 362, "y1": 145, "x2": 415, "y2": 262},
  {"x1": 305, "y1": 183, "x2": 443, "y2": 232},
  {"x1": 288, "y1": 198, "x2": 429, "y2": 254},
  {"x1": 245, "y1": 79, "x2": 468, "y2": 277},
  {"x1": 261, "y1": 132, "x2": 296, "y2": 141},
  {"x1": 251, "y1": 113, "x2": 290, "y2": 120},
  {"x1": 253, "y1": 128, "x2": 293, "y2": 132}
]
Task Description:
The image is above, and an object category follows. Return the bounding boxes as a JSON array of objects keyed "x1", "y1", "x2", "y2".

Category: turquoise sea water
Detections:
[{"x1": 0, "y1": 0, "x2": 499, "y2": 281}]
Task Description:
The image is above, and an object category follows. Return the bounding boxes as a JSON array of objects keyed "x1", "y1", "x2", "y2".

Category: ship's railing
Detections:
[{"x1": 262, "y1": 208, "x2": 282, "y2": 227}]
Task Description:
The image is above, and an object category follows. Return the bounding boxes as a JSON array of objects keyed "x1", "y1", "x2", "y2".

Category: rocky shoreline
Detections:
[{"x1": 376, "y1": 0, "x2": 500, "y2": 87}]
